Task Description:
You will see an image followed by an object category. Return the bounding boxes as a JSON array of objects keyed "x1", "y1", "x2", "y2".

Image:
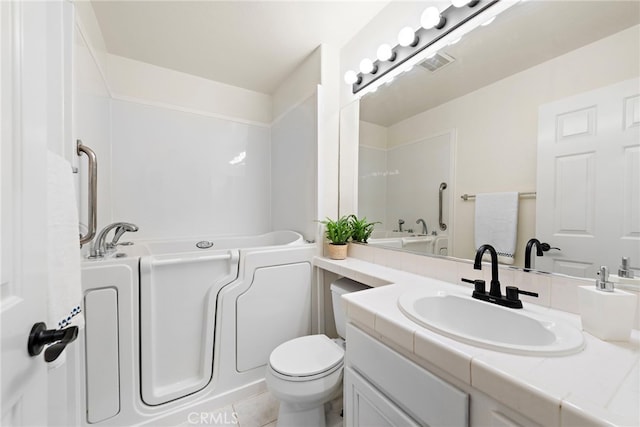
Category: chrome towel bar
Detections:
[
  {"x1": 461, "y1": 191, "x2": 536, "y2": 201},
  {"x1": 77, "y1": 140, "x2": 97, "y2": 246}
]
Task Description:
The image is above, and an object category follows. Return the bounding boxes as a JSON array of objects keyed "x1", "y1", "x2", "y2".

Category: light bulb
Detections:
[
  {"x1": 398, "y1": 26, "x2": 418, "y2": 47},
  {"x1": 421, "y1": 7, "x2": 445, "y2": 30},
  {"x1": 376, "y1": 44, "x2": 395, "y2": 62},
  {"x1": 451, "y1": 0, "x2": 471, "y2": 7},
  {"x1": 344, "y1": 70, "x2": 359, "y2": 85},
  {"x1": 359, "y1": 58, "x2": 377, "y2": 74}
]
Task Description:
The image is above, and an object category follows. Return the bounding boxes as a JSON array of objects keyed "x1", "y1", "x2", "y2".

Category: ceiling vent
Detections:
[{"x1": 419, "y1": 52, "x2": 455, "y2": 73}]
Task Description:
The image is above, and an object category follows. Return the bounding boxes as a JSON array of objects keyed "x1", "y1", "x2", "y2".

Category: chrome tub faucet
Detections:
[
  {"x1": 416, "y1": 218, "x2": 428, "y2": 235},
  {"x1": 90, "y1": 222, "x2": 139, "y2": 258}
]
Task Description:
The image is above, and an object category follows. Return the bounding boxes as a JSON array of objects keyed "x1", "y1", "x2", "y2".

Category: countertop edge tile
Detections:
[{"x1": 471, "y1": 357, "x2": 562, "y2": 427}]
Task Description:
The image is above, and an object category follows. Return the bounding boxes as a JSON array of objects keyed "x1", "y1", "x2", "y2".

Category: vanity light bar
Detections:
[{"x1": 351, "y1": 0, "x2": 500, "y2": 94}]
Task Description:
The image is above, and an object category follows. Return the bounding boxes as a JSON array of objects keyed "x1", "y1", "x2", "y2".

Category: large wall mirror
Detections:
[{"x1": 354, "y1": 0, "x2": 639, "y2": 278}]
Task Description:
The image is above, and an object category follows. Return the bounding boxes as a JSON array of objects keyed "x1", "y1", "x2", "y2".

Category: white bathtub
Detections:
[
  {"x1": 368, "y1": 233, "x2": 449, "y2": 255},
  {"x1": 138, "y1": 230, "x2": 304, "y2": 255},
  {"x1": 80, "y1": 231, "x2": 314, "y2": 426}
]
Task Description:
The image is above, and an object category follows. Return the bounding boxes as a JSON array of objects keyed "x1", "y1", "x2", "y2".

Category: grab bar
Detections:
[
  {"x1": 77, "y1": 140, "x2": 97, "y2": 246},
  {"x1": 148, "y1": 251, "x2": 239, "y2": 267},
  {"x1": 439, "y1": 182, "x2": 447, "y2": 231}
]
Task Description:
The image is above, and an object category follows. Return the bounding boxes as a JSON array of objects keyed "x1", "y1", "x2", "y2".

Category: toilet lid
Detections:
[{"x1": 269, "y1": 335, "x2": 344, "y2": 378}]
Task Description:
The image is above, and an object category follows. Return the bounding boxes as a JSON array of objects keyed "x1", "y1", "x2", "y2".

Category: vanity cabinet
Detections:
[{"x1": 345, "y1": 323, "x2": 541, "y2": 427}]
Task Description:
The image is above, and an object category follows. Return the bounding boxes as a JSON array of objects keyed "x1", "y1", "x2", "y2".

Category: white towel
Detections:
[
  {"x1": 47, "y1": 152, "x2": 83, "y2": 330},
  {"x1": 474, "y1": 192, "x2": 519, "y2": 265}
]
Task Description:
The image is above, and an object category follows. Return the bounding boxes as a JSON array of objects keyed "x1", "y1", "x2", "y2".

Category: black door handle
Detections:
[{"x1": 27, "y1": 322, "x2": 78, "y2": 362}]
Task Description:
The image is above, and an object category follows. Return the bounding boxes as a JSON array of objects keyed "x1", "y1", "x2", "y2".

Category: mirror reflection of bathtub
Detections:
[
  {"x1": 367, "y1": 231, "x2": 448, "y2": 256},
  {"x1": 80, "y1": 230, "x2": 314, "y2": 426}
]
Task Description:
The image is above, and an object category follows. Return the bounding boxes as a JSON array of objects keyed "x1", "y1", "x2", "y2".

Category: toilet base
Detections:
[{"x1": 276, "y1": 401, "x2": 325, "y2": 427}]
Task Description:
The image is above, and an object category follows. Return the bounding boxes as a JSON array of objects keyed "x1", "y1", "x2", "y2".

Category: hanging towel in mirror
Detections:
[{"x1": 474, "y1": 192, "x2": 519, "y2": 265}]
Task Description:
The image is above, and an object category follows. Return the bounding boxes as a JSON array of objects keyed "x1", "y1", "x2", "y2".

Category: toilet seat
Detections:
[{"x1": 268, "y1": 335, "x2": 344, "y2": 382}]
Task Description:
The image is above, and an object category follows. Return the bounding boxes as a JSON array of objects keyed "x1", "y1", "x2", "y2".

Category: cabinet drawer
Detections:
[
  {"x1": 347, "y1": 323, "x2": 469, "y2": 426},
  {"x1": 345, "y1": 367, "x2": 420, "y2": 426}
]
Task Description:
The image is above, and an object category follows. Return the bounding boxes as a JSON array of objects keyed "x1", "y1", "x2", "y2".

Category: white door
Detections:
[
  {"x1": 536, "y1": 78, "x2": 640, "y2": 277},
  {"x1": 1, "y1": 2, "x2": 53, "y2": 424}
]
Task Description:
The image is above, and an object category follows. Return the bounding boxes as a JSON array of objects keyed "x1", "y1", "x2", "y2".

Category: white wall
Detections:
[
  {"x1": 110, "y1": 99, "x2": 271, "y2": 240},
  {"x1": 273, "y1": 48, "x2": 321, "y2": 121},
  {"x1": 106, "y1": 54, "x2": 272, "y2": 126},
  {"x1": 358, "y1": 146, "x2": 386, "y2": 227},
  {"x1": 271, "y1": 94, "x2": 318, "y2": 241},
  {"x1": 73, "y1": 24, "x2": 112, "y2": 236},
  {"x1": 358, "y1": 120, "x2": 387, "y2": 226}
]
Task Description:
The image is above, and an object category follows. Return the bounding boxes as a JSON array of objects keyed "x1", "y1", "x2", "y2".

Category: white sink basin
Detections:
[{"x1": 398, "y1": 290, "x2": 585, "y2": 356}]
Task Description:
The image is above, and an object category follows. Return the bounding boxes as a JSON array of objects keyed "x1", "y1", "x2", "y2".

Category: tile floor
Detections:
[{"x1": 184, "y1": 391, "x2": 343, "y2": 427}]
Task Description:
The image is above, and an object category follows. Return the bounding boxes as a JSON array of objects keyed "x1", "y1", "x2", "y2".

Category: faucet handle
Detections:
[
  {"x1": 540, "y1": 243, "x2": 561, "y2": 252},
  {"x1": 505, "y1": 286, "x2": 539, "y2": 301},
  {"x1": 462, "y1": 277, "x2": 486, "y2": 294}
]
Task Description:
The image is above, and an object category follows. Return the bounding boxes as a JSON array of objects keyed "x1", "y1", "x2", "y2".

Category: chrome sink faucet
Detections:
[
  {"x1": 416, "y1": 218, "x2": 428, "y2": 235},
  {"x1": 398, "y1": 219, "x2": 405, "y2": 232},
  {"x1": 90, "y1": 222, "x2": 139, "y2": 258}
]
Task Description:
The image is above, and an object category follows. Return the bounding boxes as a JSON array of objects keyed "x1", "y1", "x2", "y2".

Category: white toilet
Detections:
[{"x1": 265, "y1": 278, "x2": 369, "y2": 427}]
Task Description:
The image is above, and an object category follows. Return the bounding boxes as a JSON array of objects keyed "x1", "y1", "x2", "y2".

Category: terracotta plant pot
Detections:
[{"x1": 326, "y1": 243, "x2": 348, "y2": 260}]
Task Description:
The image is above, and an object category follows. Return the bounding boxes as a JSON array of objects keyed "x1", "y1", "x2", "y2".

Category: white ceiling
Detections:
[{"x1": 90, "y1": 0, "x2": 389, "y2": 94}]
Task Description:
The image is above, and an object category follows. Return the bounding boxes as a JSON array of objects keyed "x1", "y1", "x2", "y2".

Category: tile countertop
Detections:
[{"x1": 315, "y1": 256, "x2": 640, "y2": 427}]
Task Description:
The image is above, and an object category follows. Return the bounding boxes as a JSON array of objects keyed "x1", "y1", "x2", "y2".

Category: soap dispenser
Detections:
[
  {"x1": 577, "y1": 265, "x2": 637, "y2": 341},
  {"x1": 609, "y1": 257, "x2": 639, "y2": 287},
  {"x1": 595, "y1": 266, "x2": 614, "y2": 291}
]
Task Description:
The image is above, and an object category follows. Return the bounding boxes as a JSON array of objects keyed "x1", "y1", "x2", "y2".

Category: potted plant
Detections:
[
  {"x1": 349, "y1": 215, "x2": 380, "y2": 244},
  {"x1": 319, "y1": 216, "x2": 352, "y2": 260}
]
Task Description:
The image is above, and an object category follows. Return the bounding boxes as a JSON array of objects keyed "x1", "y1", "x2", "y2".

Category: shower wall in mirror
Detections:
[
  {"x1": 356, "y1": 0, "x2": 640, "y2": 276},
  {"x1": 359, "y1": 124, "x2": 453, "y2": 255}
]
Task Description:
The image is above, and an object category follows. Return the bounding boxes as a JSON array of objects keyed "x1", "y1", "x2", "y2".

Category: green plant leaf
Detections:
[
  {"x1": 348, "y1": 214, "x2": 381, "y2": 243},
  {"x1": 318, "y1": 216, "x2": 353, "y2": 244}
]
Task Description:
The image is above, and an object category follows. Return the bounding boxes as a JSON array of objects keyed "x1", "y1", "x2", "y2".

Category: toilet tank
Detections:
[{"x1": 330, "y1": 278, "x2": 370, "y2": 339}]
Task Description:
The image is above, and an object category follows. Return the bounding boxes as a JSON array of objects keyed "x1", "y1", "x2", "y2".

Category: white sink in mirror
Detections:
[{"x1": 398, "y1": 289, "x2": 585, "y2": 356}]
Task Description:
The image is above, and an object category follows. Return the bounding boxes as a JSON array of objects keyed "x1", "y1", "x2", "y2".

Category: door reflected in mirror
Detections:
[{"x1": 357, "y1": 0, "x2": 640, "y2": 278}]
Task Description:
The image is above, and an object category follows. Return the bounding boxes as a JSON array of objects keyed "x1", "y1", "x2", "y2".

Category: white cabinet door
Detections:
[
  {"x1": 536, "y1": 78, "x2": 640, "y2": 277},
  {"x1": 344, "y1": 368, "x2": 420, "y2": 427},
  {"x1": 1, "y1": 2, "x2": 55, "y2": 425}
]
